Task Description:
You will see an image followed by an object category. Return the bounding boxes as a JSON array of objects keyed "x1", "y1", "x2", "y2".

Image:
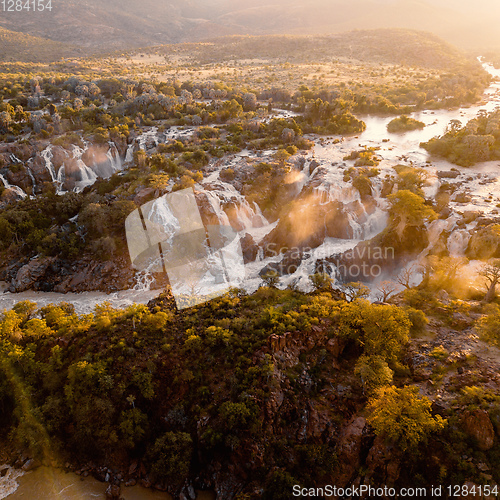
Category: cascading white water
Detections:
[
  {"x1": 204, "y1": 190, "x2": 232, "y2": 226},
  {"x1": 313, "y1": 183, "x2": 360, "y2": 206},
  {"x1": 147, "y1": 196, "x2": 181, "y2": 245},
  {"x1": 0, "y1": 465, "x2": 24, "y2": 499},
  {"x1": 138, "y1": 127, "x2": 159, "y2": 150},
  {"x1": 447, "y1": 229, "x2": 471, "y2": 256},
  {"x1": 125, "y1": 144, "x2": 134, "y2": 163},
  {"x1": 56, "y1": 163, "x2": 66, "y2": 186},
  {"x1": 26, "y1": 159, "x2": 37, "y2": 192},
  {"x1": 426, "y1": 215, "x2": 459, "y2": 254},
  {"x1": 106, "y1": 141, "x2": 122, "y2": 172},
  {"x1": 0, "y1": 174, "x2": 27, "y2": 199},
  {"x1": 203, "y1": 180, "x2": 268, "y2": 231},
  {"x1": 40, "y1": 145, "x2": 57, "y2": 182},
  {"x1": 133, "y1": 267, "x2": 157, "y2": 292},
  {"x1": 71, "y1": 145, "x2": 98, "y2": 192}
]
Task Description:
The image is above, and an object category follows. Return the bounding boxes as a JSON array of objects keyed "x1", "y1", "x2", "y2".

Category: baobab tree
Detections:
[{"x1": 481, "y1": 260, "x2": 500, "y2": 303}]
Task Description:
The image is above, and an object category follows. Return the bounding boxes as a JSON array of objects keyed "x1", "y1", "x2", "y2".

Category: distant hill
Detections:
[
  {"x1": 176, "y1": 30, "x2": 469, "y2": 69},
  {"x1": 0, "y1": 0, "x2": 498, "y2": 57},
  {"x1": 0, "y1": 27, "x2": 78, "y2": 63}
]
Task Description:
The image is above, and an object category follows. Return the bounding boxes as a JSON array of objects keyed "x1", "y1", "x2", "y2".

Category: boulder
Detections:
[
  {"x1": 11, "y1": 257, "x2": 55, "y2": 292},
  {"x1": 133, "y1": 187, "x2": 156, "y2": 206},
  {"x1": 308, "y1": 159, "x2": 320, "y2": 175},
  {"x1": 105, "y1": 484, "x2": 121, "y2": 499},
  {"x1": 437, "y1": 170, "x2": 460, "y2": 179},
  {"x1": 462, "y1": 410, "x2": 495, "y2": 451},
  {"x1": 240, "y1": 233, "x2": 259, "y2": 264},
  {"x1": 325, "y1": 336, "x2": 346, "y2": 358}
]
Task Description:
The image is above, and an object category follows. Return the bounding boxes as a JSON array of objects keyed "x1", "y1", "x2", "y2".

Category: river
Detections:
[
  {"x1": 2, "y1": 58, "x2": 500, "y2": 307},
  {"x1": 0, "y1": 466, "x2": 215, "y2": 500}
]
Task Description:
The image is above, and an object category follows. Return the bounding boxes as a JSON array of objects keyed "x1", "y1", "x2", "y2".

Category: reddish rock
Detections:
[
  {"x1": 326, "y1": 336, "x2": 345, "y2": 358},
  {"x1": 105, "y1": 484, "x2": 121, "y2": 499},
  {"x1": 11, "y1": 257, "x2": 55, "y2": 292},
  {"x1": 365, "y1": 435, "x2": 402, "y2": 485},
  {"x1": 334, "y1": 416, "x2": 366, "y2": 486},
  {"x1": 462, "y1": 410, "x2": 495, "y2": 451},
  {"x1": 133, "y1": 187, "x2": 156, "y2": 206}
]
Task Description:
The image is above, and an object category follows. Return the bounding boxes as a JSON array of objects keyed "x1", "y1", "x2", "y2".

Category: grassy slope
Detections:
[
  {"x1": 0, "y1": 27, "x2": 78, "y2": 63},
  {"x1": 150, "y1": 29, "x2": 471, "y2": 70}
]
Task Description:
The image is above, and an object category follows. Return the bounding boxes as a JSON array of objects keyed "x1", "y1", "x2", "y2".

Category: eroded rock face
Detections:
[
  {"x1": 365, "y1": 435, "x2": 403, "y2": 485},
  {"x1": 240, "y1": 233, "x2": 259, "y2": 264},
  {"x1": 10, "y1": 257, "x2": 55, "y2": 292},
  {"x1": 462, "y1": 409, "x2": 495, "y2": 451},
  {"x1": 262, "y1": 199, "x2": 355, "y2": 255},
  {"x1": 335, "y1": 417, "x2": 367, "y2": 487}
]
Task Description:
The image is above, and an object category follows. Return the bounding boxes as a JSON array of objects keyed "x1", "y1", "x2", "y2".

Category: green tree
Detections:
[
  {"x1": 388, "y1": 190, "x2": 437, "y2": 237},
  {"x1": 354, "y1": 355, "x2": 393, "y2": 393},
  {"x1": 148, "y1": 431, "x2": 192, "y2": 484},
  {"x1": 309, "y1": 272, "x2": 333, "y2": 291},
  {"x1": 262, "y1": 270, "x2": 280, "y2": 288},
  {"x1": 367, "y1": 385, "x2": 446, "y2": 450}
]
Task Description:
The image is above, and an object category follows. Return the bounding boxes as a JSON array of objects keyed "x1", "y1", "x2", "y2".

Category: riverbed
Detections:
[{"x1": 0, "y1": 466, "x2": 215, "y2": 500}]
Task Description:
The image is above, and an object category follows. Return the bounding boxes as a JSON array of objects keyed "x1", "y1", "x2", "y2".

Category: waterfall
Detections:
[
  {"x1": 426, "y1": 216, "x2": 458, "y2": 251},
  {"x1": 0, "y1": 465, "x2": 24, "y2": 499},
  {"x1": 364, "y1": 206, "x2": 389, "y2": 239},
  {"x1": 26, "y1": 159, "x2": 37, "y2": 191},
  {"x1": 107, "y1": 142, "x2": 122, "y2": 172},
  {"x1": 447, "y1": 229, "x2": 471, "y2": 256},
  {"x1": 204, "y1": 190, "x2": 231, "y2": 226},
  {"x1": 204, "y1": 181, "x2": 268, "y2": 231},
  {"x1": 40, "y1": 145, "x2": 57, "y2": 182},
  {"x1": 147, "y1": 196, "x2": 181, "y2": 245},
  {"x1": 56, "y1": 163, "x2": 66, "y2": 186},
  {"x1": 133, "y1": 267, "x2": 157, "y2": 292},
  {"x1": 313, "y1": 184, "x2": 359, "y2": 206},
  {"x1": 72, "y1": 145, "x2": 98, "y2": 192},
  {"x1": 0, "y1": 174, "x2": 27, "y2": 199},
  {"x1": 347, "y1": 211, "x2": 363, "y2": 240},
  {"x1": 125, "y1": 144, "x2": 134, "y2": 163},
  {"x1": 9, "y1": 154, "x2": 22, "y2": 164}
]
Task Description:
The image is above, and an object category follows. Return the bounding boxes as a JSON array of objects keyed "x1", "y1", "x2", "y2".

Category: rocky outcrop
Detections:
[
  {"x1": 262, "y1": 199, "x2": 356, "y2": 256},
  {"x1": 365, "y1": 435, "x2": 403, "y2": 485},
  {"x1": 52, "y1": 257, "x2": 135, "y2": 293},
  {"x1": 10, "y1": 257, "x2": 55, "y2": 292},
  {"x1": 462, "y1": 410, "x2": 495, "y2": 451},
  {"x1": 240, "y1": 233, "x2": 259, "y2": 264},
  {"x1": 5, "y1": 255, "x2": 135, "y2": 293},
  {"x1": 326, "y1": 224, "x2": 429, "y2": 283},
  {"x1": 335, "y1": 417, "x2": 367, "y2": 486}
]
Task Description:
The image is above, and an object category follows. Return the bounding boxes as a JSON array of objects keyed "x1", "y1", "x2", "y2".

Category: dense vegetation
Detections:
[
  {"x1": 0, "y1": 27, "x2": 78, "y2": 64},
  {"x1": 0, "y1": 283, "x2": 499, "y2": 496},
  {"x1": 387, "y1": 115, "x2": 425, "y2": 133},
  {"x1": 422, "y1": 110, "x2": 500, "y2": 166}
]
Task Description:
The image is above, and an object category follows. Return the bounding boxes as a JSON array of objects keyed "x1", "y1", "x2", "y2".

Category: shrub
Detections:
[
  {"x1": 354, "y1": 355, "x2": 394, "y2": 393},
  {"x1": 148, "y1": 431, "x2": 192, "y2": 484},
  {"x1": 367, "y1": 385, "x2": 446, "y2": 450}
]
